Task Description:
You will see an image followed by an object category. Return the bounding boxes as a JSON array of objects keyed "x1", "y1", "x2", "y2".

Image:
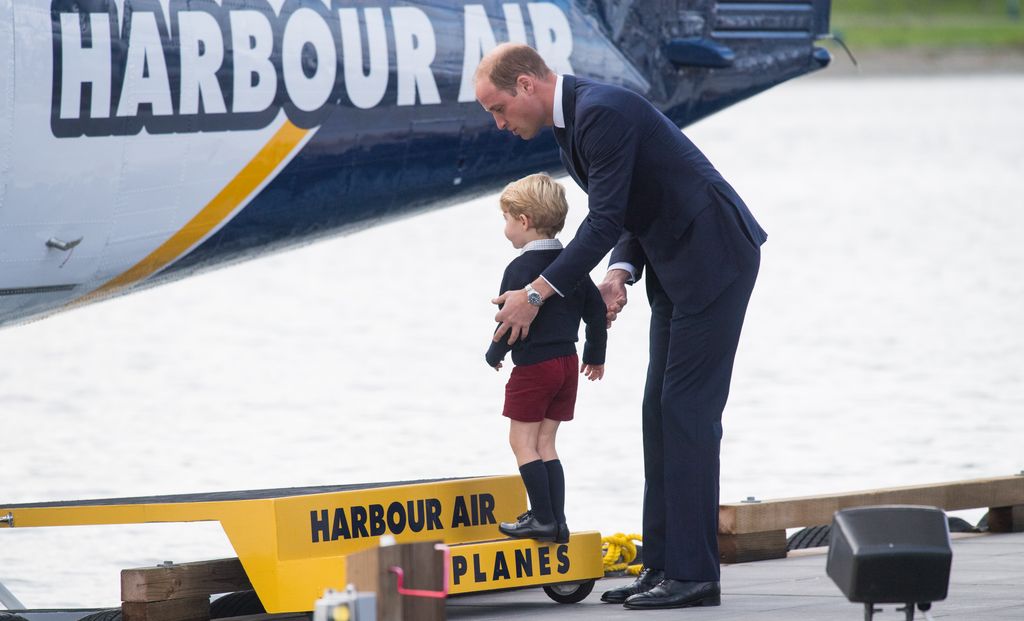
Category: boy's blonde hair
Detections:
[{"x1": 500, "y1": 173, "x2": 567, "y2": 238}]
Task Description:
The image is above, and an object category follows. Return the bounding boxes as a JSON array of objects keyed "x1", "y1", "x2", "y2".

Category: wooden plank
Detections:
[
  {"x1": 121, "y1": 558, "x2": 251, "y2": 603},
  {"x1": 347, "y1": 542, "x2": 445, "y2": 621},
  {"x1": 718, "y1": 530, "x2": 787, "y2": 564},
  {"x1": 122, "y1": 597, "x2": 209, "y2": 621},
  {"x1": 988, "y1": 505, "x2": 1024, "y2": 533},
  {"x1": 719, "y1": 475, "x2": 1024, "y2": 535}
]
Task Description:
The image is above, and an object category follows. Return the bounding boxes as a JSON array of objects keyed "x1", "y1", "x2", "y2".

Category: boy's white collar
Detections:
[{"x1": 520, "y1": 238, "x2": 563, "y2": 254}]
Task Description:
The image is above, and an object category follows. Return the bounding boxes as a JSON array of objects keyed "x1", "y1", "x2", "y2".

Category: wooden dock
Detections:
[
  {"x1": 10, "y1": 531, "x2": 1020, "y2": 621},
  {"x1": 446, "y1": 530, "x2": 1024, "y2": 620},
  {"x1": 718, "y1": 474, "x2": 1024, "y2": 563},
  {"x1": 4, "y1": 474, "x2": 1023, "y2": 620}
]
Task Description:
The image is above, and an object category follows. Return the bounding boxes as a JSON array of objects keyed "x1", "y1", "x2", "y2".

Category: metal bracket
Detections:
[{"x1": 46, "y1": 236, "x2": 83, "y2": 251}]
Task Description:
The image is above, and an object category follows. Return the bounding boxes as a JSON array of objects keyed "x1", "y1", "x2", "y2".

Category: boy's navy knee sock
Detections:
[
  {"x1": 519, "y1": 460, "x2": 555, "y2": 524},
  {"x1": 544, "y1": 459, "x2": 566, "y2": 525}
]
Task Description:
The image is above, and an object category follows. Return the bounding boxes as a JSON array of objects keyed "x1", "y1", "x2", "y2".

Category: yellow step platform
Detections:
[
  {"x1": 0, "y1": 476, "x2": 603, "y2": 611},
  {"x1": 448, "y1": 532, "x2": 602, "y2": 597}
]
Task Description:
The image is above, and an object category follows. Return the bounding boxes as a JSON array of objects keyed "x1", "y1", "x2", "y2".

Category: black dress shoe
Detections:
[
  {"x1": 599, "y1": 568, "x2": 665, "y2": 603},
  {"x1": 623, "y1": 579, "x2": 721, "y2": 609},
  {"x1": 555, "y1": 522, "x2": 570, "y2": 544},
  {"x1": 498, "y1": 511, "x2": 557, "y2": 541}
]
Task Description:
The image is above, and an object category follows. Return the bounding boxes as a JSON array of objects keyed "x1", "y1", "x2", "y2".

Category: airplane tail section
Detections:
[{"x1": 595, "y1": 0, "x2": 832, "y2": 126}]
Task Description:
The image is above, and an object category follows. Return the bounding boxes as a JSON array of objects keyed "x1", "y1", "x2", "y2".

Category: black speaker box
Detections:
[{"x1": 826, "y1": 505, "x2": 952, "y2": 604}]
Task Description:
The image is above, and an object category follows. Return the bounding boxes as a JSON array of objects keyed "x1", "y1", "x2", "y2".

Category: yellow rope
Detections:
[{"x1": 601, "y1": 532, "x2": 644, "y2": 576}]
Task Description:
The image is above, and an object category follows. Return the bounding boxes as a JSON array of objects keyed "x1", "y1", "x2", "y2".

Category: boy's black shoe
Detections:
[
  {"x1": 600, "y1": 568, "x2": 665, "y2": 603},
  {"x1": 498, "y1": 511, "x2": 557, "y2": 541},
  {"x1": 555, "y1": 522, "x2": 570, "y2": 544}
]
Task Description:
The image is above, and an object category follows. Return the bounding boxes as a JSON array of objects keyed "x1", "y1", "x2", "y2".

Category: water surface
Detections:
[{"x1": 1, "y1": 74, "x2": 1022, "y2": 608}]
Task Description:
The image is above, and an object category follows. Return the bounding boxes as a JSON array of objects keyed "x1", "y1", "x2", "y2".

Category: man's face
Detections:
[{"x1": 476, "y1": 76, "x2": 545, "y2": 140}]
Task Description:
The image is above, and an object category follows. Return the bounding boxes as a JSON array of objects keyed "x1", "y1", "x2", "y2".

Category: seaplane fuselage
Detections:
[{"x1": 0, "y1": 0, "x2": 831, "y2": 327}]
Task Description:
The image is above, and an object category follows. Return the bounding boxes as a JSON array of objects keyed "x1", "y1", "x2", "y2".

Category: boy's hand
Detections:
[
  {"x1": 493, "y1": 362, "x2": 503, "y2": 372},
  {"x1": 580, "y1": 363, "x2": 604, "y2": 381}
]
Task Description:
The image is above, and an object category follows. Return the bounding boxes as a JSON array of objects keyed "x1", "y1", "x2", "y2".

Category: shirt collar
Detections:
[
  {"x1": 553, "y1": 74, "x2": 565, "y2": 129},
  {"x1": 521, "y1": 238, "x2": 563, "y2": 255}
]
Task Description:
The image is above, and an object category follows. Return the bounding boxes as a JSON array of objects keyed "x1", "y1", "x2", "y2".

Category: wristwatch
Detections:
[{"x1": 525, "y1": 284, "x2": 544, "y2": 307}]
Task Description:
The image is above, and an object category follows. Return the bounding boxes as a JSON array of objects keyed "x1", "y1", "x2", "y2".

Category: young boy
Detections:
[{"x1": 486, "y1": 173, "x2": 607, "y2": 544}]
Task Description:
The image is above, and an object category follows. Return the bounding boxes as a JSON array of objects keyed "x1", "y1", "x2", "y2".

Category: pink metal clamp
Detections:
[{"x1": 388, "y1": 543, "x2": 451, "y2": 599}]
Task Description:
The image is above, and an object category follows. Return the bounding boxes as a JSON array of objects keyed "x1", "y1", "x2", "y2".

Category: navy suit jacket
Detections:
[{"x1": 544, "y1": 75, "x2": 767, "y2": 314}]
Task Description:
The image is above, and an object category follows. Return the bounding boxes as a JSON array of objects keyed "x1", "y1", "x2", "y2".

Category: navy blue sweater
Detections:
[{"x1": 486, "y1": 248, "x2": 608, "y2": 368}]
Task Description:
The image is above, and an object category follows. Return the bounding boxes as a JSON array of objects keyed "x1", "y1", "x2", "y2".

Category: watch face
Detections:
[{"x1": 528, "y1": 292, "x2": 543, "y2": 306}]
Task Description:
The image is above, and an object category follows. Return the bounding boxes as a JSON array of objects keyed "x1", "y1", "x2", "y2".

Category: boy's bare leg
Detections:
[
  {"x1": 509, "y1": 419, "x2": 543, "y2": 466},
  {"x1": 537, "y1": 419, "x2": 560, "y2": 461}
]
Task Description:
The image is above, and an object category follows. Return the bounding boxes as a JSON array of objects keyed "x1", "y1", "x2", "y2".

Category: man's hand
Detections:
[
  {"x1": 492, "y1": 289, "x2": 540, "y2": 345},
  {"x1": 599, "y1": 269, "x2": 630, "y2": 328},
  {"x1": 581, "y1": 363, "x2": 604, "y2": 381},
  {"x1": 493, "y1": 362, "x2": 503, "y2": 372}
]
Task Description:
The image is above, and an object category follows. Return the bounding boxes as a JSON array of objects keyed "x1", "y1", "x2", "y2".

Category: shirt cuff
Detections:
[
  {"x1": 608, "y1": 262, "x2": 637, "y2": 283},
  {"x1": 539, "y1": 275, "x2": 563, "y2": 298}
]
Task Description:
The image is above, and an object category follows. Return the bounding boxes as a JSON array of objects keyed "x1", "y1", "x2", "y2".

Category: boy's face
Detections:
[{"x1": 502, "y1": 210, "x2": 530, "y2": 249}]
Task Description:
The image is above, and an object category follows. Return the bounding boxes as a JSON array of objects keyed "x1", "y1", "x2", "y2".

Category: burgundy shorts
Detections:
[{"x1": 502, "y1": 354, "x2": 579, "y2": 423}]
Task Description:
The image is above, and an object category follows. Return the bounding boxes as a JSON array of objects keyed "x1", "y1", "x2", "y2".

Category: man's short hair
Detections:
[
  {"x1": 479, "y1": 43, "x2": 552, "y2": 94},
  {"x1": 500, "y1": 173, "x2": 567, "y2": 238}
]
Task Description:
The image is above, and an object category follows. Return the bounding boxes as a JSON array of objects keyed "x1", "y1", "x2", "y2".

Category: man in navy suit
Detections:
[{"x1": 475, "y1": 43, "x2": 765, "y2": 610}]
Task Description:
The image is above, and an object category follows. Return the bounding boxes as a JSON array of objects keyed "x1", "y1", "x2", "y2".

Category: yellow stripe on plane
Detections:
[{"x1": 79, "y1": 120, "x2": 309, "y2": 304}]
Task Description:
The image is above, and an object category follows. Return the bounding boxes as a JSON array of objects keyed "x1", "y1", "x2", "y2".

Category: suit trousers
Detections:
[{"x1": 641, "y1": 250, "x2": 759, "y2": 581}]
